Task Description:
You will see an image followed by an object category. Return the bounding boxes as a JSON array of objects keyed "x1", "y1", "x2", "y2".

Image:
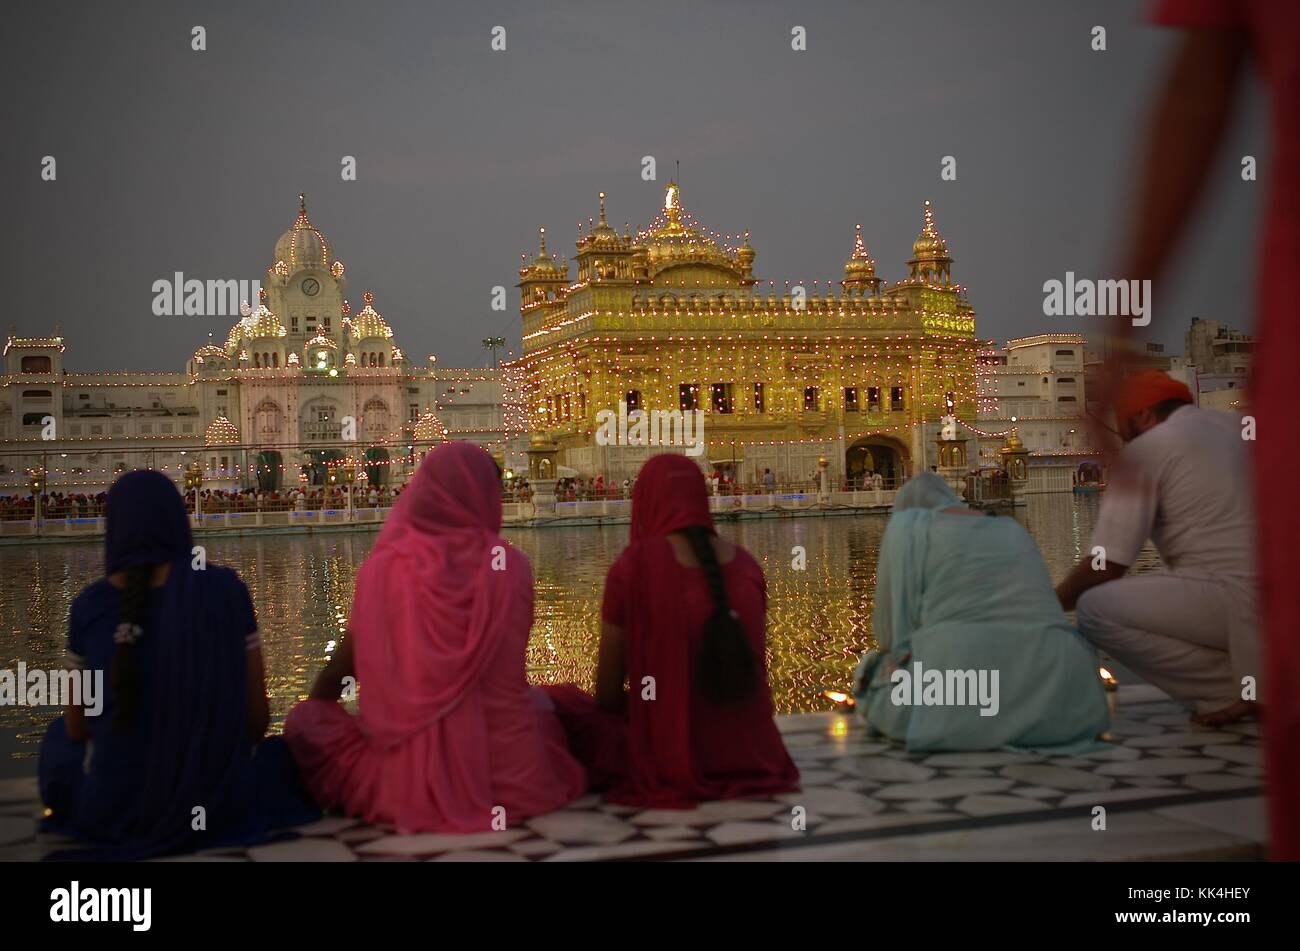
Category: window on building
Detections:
[
  {"x1": 409, "y1": 403, "x2": 418, "y2": 421},
  {"x1": 710, "y1": 383, "x2": 734, "y2": 414},
  {"x1": 20, "y1": 356, "x2": 52, "y2": 373},
  {"x1": 22, "y1": 412, "x2": 46, "y2": 426},
  {"x1": 1058, "y1": 377, "x2": 1075, "y2": 384},
  {"x1": 290, "y1": 316, "x2": 299, "y2": 333},
  {"x1": 1055, "y1": 349, "x2": 1076, "y2": 359},
  {"x1": 323, "y1": 316, "x2": 331, "y2": 331},
  {"x1": 804, "y1": 387, "x2": 820, "y2": 411},
  {"x1": 753, "y1": 382, "x2": 765, "y2": 414},
  {"x1": 680, "y1": 383, "x2": 699, "y2": 412},
  {"x1": 844, "y1": 387, "x2": 860, "y2": 412},
  {"x1": 867, "y1": 386, "x2": 881, "y2": 411},
  {"x1": 890, "y1": 386, "x2": 905, "y2": 411},
  {"x1": 625, "y1": 390, "x2": 642, "y2": 412},
  {"x1": 139, "y1": 423, "x2": 152, "y2": 434}
]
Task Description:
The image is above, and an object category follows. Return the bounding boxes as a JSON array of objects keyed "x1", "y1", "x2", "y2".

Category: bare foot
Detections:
[{"x1": 1191, "y1": 699, "x2": 1259, "y2": 727}]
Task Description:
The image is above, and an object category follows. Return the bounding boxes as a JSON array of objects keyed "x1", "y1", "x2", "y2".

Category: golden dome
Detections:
[
  {"x1": 911, "y1": 200, "x2": 949, "y2": 260},
  {"x1": 523, "y1": 227, "x2": 561, "y2": 278},
  {"x1": 736, "y1": 232, "x2": 755, "y2": 263},
  {"x1": 585, "y1": 192, "x2": 623, "y2": 250},
  {"x1": 637, "y1": 182, "x2": 746, "y2": 278},
  {"x1": 1003, "y1": 431, "x2": 1024, "y2": 450},
  {"x1": 844, "y1": 223, "x2": 877, "y2": 278},
  {"x1": 204, "y1": 415, "x2": 240, "y2": 446},
  {"x1": 350, "y1": 291, "x2": 393, "y2": 340}
]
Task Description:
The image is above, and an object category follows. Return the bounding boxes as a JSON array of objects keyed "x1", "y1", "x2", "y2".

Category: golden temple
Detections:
[{"x1": 514, "y1": 183, "x2": 978, "y2": 485}]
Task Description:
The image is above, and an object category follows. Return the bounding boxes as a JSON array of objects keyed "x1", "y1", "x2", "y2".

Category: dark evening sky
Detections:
[{"x1": 1, "y1": 0, "x2": 1265, "y2": 371}]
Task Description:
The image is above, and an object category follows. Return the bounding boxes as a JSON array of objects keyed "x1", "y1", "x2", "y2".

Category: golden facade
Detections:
[{"x1": 514, "y1": 183, "x2": 978, "y2": 484}]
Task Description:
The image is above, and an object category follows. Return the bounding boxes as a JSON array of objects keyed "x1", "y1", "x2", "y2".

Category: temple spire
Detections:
[{"x1": 598, "y1": 191, "x2": 607, "y2": 225}]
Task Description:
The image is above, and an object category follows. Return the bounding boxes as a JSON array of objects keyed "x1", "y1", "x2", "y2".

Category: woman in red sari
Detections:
[{"x1": 545, "y1": 453, "x2": 799, "y2": 808}]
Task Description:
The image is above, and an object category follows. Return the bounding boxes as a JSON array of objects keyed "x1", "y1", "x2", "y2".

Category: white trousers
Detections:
[{"x1": 1076, "y1": 571, "x2": 1260, "y2": 714}]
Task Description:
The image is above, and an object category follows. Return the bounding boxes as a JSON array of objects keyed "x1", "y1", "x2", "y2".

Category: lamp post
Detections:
[
  {"x1": 184, "y1": 461, "x2": 204, "y2": 517},
  {"x1": 341, "y1": 458, "x2": 357, "y2": 521},
  {"x1": 29, "y1": 466, "x2": 46, "y2": 537},
  {"x1": 482, "y1": 336, "x2": 506, "y2": 369}
]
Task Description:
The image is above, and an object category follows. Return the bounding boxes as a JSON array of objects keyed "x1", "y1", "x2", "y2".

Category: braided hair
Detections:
[
  {"x1": 680, "y1": 525, "x2": 758, "y2": 704},
  {"x1": 110, "y1": 563, "x2": 151, "y2": 732}
]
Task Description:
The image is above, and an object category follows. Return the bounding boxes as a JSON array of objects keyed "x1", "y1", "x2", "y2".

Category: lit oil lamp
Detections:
[
  {"x1": 1098, "y1": 666, "x2": 1119, "y2": 691},
  {"x1": 823, "y1": 689, "x2": 856, "y2": 712}
]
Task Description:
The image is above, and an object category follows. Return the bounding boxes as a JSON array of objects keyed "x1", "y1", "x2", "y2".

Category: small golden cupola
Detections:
[
  {"x1": 575, "y1": 192, "x2": 633, "y2": 282},
  {"x1": 907, "y1": 199, "x2": 953, "y2": 285},
  {"x1": 841, "y1": 223, "x2": 881, "y2": 298},
  {"x1": 518, "y1": 226, "x2": 569, "y2": 307}
]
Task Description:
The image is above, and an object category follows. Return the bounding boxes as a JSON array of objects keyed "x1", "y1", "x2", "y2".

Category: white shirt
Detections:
[{"x1": 1091, "y1": 405, "x2": 1254, "y2": 584}]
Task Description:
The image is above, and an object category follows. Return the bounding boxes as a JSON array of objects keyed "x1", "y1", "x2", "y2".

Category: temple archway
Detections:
[
  {"x1": 846, "y1": 435, "x2": 911, "y2": 488},
  {"x1": 255, "y1": 450, "x2": 282, "y2": 491},
  {"x1": 364, "y1": 447, "x2": 390, "y2": 486}
]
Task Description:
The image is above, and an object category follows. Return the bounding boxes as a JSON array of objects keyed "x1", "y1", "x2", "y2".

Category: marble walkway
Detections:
[{"x1": 0, "y1": 685, "x2": 1267, "y2": 862}]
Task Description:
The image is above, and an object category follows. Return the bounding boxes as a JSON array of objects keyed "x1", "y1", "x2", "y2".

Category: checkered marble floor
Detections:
[{"x1": 0, "y1": 685, "x2": 1267, "y2": 862}]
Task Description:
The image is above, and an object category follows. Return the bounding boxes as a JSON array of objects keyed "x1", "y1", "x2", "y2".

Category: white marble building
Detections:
[{"x1": 0, "y1": 196, "x2": 525, "y2": 496}]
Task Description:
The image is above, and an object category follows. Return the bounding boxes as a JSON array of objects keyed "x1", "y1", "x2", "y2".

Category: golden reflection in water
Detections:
[{"x1": 0, "y1": 496, "x2": 1102, "y2": 762}]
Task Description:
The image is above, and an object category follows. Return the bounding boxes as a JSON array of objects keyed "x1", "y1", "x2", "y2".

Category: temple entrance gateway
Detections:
[{"x1": 846, "y1": 435, "x2": 910, "y2": 488}]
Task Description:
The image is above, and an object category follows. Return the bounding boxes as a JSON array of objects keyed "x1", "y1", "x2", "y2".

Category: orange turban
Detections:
[{"x1": 1114, "y1": 370, "x2": 1194, "y2": 429}]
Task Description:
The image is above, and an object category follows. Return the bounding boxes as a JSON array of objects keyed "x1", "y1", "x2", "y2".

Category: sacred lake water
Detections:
[{"x1": 0, "y1": 494, "x2": 1110, "y2": 774}]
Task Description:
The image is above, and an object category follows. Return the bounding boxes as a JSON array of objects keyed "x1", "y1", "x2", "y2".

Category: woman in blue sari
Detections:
[
  {"x1": 39, "y1": 470, "x2": 318, "y2": 859},
  {"x1": 852, "y1": 472, "x2": 1109, "y2": 753}
]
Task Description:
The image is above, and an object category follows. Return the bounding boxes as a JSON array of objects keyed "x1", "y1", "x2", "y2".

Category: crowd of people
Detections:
[
  {"x1": 0, "y1": 484, "x2": 404, "y2": 520},
  {"x1": 33, "y1": 369, "x2": 1263, "y2": 859}
]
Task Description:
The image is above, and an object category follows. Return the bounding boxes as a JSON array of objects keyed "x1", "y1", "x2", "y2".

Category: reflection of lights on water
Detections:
[
  {"x1": 1099, "y1": 666, "x2": 1118, "y2": 690},
  {"x1": 830, "y1": 718, "x2": 849, "y2": 737}
]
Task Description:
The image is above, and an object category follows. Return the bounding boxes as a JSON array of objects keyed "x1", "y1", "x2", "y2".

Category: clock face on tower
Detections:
[{"x1": 301, "y1": 278, "x2": 320, "y2": 297}]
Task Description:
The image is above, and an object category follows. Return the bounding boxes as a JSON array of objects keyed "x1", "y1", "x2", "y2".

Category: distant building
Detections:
[
  {"x1": 1184, "y1": 317, "x2": 1253, "y2": 412},
  {"x1": 0, "y1": 196, "x2": 526, "y2": 496},
  {"x1": 1185, "y1": 317, "x2": 1254, "y2": 376},
  {"x1": 976, "y1": 333, "x2": 1092, "y2": 465}
]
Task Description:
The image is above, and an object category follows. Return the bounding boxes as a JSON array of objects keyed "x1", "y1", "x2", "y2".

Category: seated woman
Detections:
[
  {"x1": 285, "y1": 442, "x2": 585, "y2": 833},
  {"x1": 544, "y1": 454, "x2": 799, "y2": 808},
  {"x1": 39, "y1": 470, "x2": 318, "y2": 860},
  {"x1": 852, "y1": 471, "x2": 1109, "y2": 752}
]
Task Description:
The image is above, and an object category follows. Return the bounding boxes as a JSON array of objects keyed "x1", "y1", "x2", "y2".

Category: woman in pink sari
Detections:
[
  {"x1": 545, "y1": 454, "x2": 799, "y2": 808},
  {"x1": 285, "y1": 442, "x2": 585, "y2": 833}
]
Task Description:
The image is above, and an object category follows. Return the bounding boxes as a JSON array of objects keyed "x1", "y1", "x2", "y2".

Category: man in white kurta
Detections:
[{"x1": 1057, "y1": 372, "x2": 1259, "y2": 724}]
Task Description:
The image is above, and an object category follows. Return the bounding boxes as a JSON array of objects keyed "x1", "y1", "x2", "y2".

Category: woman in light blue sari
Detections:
[{"x1": 852, "y1": 472, "x2": 1109, "y2": 753}]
